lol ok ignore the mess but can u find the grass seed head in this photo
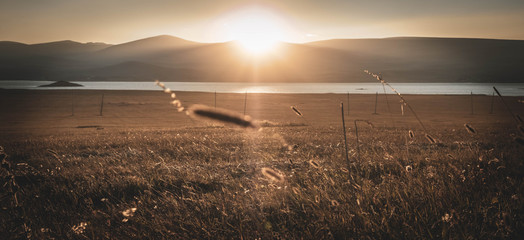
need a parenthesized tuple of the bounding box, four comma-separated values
(187, 104, 259, 130)
(261, 167, 284, 182)
(409, 130, 414, 139)
(154, 80, 165, 89)
(71, 222, 88, 235)
(171, 100, 182, 108)
(464, 123, 477, 134)
(122, 207, 137, 217)
(425, 134, 437, 144)
(309, 159, 320, 168)
(290, 106, 303, 116)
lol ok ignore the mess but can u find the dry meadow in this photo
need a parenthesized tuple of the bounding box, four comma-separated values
(1, 89, 523, 239)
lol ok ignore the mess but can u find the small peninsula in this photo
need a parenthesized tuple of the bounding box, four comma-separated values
(38, 81, 83, 87)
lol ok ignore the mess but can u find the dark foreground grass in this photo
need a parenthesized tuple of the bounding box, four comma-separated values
(1, 125, 523, 239)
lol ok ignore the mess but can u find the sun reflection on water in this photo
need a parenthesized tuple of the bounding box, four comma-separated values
(234, 86, 276, 93)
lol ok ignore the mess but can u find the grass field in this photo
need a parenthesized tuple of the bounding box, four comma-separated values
(1, 89, 523, 239)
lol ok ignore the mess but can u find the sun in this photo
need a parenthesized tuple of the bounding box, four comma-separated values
(236, 33, 278, 55)
(220, 7, 288, 55)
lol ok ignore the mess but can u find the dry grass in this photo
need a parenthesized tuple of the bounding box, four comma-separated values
(1, 124, 523, 239)
(1, 89, 523, 239)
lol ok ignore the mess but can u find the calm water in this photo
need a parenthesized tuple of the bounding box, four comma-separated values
(1, 81, 524, 96)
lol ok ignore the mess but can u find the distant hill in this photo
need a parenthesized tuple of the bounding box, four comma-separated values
(90, 35, 202, 66)
(305, 37, 524, 82)
(0, 40, 110, 57)
(1, 35, 523, 83)
(0, 40, 112, 80)
(83, 61, 200, 81)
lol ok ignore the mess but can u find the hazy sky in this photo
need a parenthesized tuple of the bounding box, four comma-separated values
(1, 0, 524, 44)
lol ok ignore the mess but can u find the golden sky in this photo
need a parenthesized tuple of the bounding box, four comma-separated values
(1, 0, 524, 44)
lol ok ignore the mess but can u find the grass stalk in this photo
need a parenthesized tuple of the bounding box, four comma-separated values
(353, 120, 374, 162)
(340, 102, 350, 166)
(243, 91, 247, 116)
(354, 120, 360, 162)
(493, 86, 519, 124)
(380, 75, 395, 127)
(364, 70, 427, 132)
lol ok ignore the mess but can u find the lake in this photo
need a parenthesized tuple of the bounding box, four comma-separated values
(1, 81, 524, 96)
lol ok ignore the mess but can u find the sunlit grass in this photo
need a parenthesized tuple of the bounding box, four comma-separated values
(1, 124, 522, 239)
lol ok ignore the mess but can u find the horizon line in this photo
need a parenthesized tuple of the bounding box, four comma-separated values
(2, 34, 524, 45)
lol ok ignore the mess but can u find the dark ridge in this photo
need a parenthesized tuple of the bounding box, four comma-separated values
(38, 81, 83, 87)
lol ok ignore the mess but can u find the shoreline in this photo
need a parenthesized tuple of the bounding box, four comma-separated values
(2, 81, 524, 96)
(0, 88, 509, 97)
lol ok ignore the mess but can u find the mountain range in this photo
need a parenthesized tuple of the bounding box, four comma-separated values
(1, 35, 523, 83)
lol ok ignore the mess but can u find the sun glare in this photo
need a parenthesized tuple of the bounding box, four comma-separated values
(237, 34, 278, 54)
(220, 7, 287, 55)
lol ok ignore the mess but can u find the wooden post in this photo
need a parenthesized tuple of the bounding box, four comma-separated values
(71, 91, 74, 116)
(470, 91, 474, 114)
(489, 91, 494, 114)
(347, 92, 350, 116)
(373, 92, 378, 114)
(243, 91, 247, 115)
(341, 103, 350, 166)
(214, 90, 217, 109)
(99, 93, 104, 116)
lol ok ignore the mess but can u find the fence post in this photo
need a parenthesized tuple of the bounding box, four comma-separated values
(99, 93, 104, 116)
